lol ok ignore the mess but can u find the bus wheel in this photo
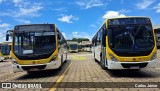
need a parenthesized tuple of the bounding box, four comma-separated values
(95, 59, 98, 62)
(57, 64, 62, 71)
(27, 71, 33, 74)
(100, 56, 106, 70)
(94, 53, 97, 62)
(64, 53, 67, 63)
(132, 69, 140, 71)
(57, 56, 63, 71)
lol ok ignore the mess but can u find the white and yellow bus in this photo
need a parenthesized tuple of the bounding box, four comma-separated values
(154, 28, 160, 48)
(0, 42, 12, 61)
(82, 41, 92, 52)
(68, 41, 78, 53)
(92, 16, 158, 70)
(6, 24, 68, 73)
(78, 43, 83, 52)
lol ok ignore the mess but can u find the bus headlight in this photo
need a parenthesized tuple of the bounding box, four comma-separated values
(12, 58, 18, 64)
(109, 54, 118, 62)
(50, 55, 57, 62)
(150, 52, 157, 61)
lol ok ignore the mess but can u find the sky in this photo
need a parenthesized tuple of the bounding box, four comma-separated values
(0, 0, 160, 42)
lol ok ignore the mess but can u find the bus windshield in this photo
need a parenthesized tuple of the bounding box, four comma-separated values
(1, 44, 10, 55)
(108, 18, 154, 56)
(14, 31, 56, 55)
(13, 25, 56, 59)
(70, 44, 77, 50)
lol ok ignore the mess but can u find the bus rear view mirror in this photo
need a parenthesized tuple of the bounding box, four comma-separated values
(58, 34, 61, 40)
(6, 34, 9, 41)
(6, 30, 13, 41)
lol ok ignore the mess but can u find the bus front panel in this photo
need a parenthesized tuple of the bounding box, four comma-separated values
(106, 17, 158, 69)
(11, 24, 62, 72)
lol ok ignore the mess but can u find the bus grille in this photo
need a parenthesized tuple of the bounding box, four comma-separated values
(21, 65, 46, 71)
(121, 63, 148, 68)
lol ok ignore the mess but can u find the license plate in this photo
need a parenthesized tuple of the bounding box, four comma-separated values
(30, 68, 39, 71)
(130, 66, 139, 69)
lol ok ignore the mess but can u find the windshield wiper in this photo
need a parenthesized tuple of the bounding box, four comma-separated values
(134, 23, 142, 36)
(128, 27, 140, 51)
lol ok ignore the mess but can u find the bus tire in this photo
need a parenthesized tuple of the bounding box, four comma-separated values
(94, 53, 97, 62)
(27, 71, 33, 74)
(64, 53, 67, 63)
(66, 53, 67, 59)
(100, 55, 106, 70)
(94, 55, 98, 62)
(95, 59, 98, 62)
(132, 69, 140, 71)
(57, 56, 63, 71)
(57, 64, 62, 71)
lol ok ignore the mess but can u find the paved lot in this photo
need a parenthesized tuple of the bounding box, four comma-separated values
(0, 50, 159, 91)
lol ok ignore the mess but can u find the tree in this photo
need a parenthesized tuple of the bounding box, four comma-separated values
(67, 38, 90, 43)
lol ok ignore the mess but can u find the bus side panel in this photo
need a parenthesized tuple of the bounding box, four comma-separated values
(95, 45, 101, 62)
(156, 34, 160, 48)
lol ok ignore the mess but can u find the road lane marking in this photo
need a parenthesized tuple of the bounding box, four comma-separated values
(69, 54, 92, 56)
(50, 62, 72, 91)
(72, 56, 86, 61)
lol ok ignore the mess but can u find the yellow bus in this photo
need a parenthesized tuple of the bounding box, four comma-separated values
(154, 28, 160, 48)
(82, 41, 92, 52)
(6, 24, 68, 73)
(0, 42, 12, 61)
(68, 41, 78, 53)
(78, 43, 83, 52)
(92, 16, 158, 70)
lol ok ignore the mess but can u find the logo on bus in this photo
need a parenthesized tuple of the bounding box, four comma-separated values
(32, 61, 35, 64)
(133, 58, 136, 62)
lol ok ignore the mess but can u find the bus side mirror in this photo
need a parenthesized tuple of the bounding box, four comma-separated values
(6, 34, 9, 41)
(6, 30, 13, 41)
(58, 34, 61, 40)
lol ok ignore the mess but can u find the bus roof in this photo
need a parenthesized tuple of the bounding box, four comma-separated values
(105, 16, 149, 20)
(15, 24, 55, 27)
(103, 16, 150, 25)
(14, 24, 56, 32)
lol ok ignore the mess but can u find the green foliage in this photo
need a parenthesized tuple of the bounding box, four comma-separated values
(67, 38, 89, 43)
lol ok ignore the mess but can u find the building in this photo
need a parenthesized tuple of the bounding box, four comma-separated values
(82, 41, 92, 52)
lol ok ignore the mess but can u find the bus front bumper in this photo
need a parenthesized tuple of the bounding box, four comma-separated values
(0, 56, 9, 61)
(107, 59, 158, 69)
(13, 60, 61, 72)
(70, 50, 78, 52)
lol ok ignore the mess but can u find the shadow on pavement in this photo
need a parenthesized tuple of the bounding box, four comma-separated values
(16, 60, 71, 80)
(0, 61, 8, 63)
(105, 69, 159, 78)
(94, 58, 160, 78)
